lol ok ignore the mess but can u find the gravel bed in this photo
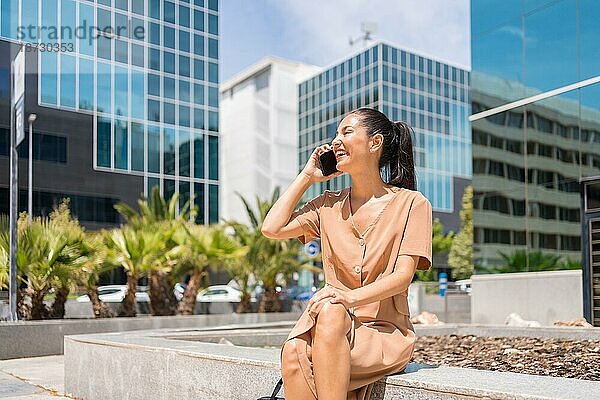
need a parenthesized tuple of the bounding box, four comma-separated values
(411, 335, 600, 381)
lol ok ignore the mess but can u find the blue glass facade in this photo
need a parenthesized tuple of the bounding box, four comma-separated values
(298, 43, 470, 212)
(0, 0, 220, 223)
(471, 1, 600, 266)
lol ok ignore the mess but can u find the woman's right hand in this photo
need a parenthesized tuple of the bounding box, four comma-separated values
(301, 144, 343, 183)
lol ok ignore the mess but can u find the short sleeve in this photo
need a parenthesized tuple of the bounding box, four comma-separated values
(398, 194, 433, 270)
(289, 191, 328, 245)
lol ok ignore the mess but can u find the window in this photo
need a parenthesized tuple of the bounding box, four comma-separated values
(488, 160, 504, 177)
(163, 127, 175, 175)
(490, 135, 503, 149)
(179, 56, 190, 77)
(164, 26, 175, 49)
(164, 77, 175, 99)
(131, 44, 144, 67)
(208, 38, 218, 59)
(179, 31, 190, 52)
(148, 99, 160, 122)
(148, 125, 160, 173)
(149, 48, 160, 71)
(164, 1, 175, 23)
(78, 58, 93, 110)
(208, 62, 218, 83)
(179, 5, 190, 27)
(131, 72, 144, 119)
(163, 102, 175, 125)
(97, 117, 111, 167)
(179, 81, 190, 102)
(179, 105, 190, 127)
(194, 59, 205, 80)
(96, 62, 111, 114)
(41, 52, 58, 105)
(114, 66, 128, 117)
(194, 133, 205, 178)
(507, 165, 525, 182)
(179, 129, 191, 177)
(114, 119, 128, 170)
(506, 139, 522, 154)
(208, 135, 219, 180)
(194, 84, 204, 105)
(148, 74, 160, 96)
(115, 40, 128, 64)
(208, 87, 218, 107)
(194, 34, 204, 56)
(194, 10, 204, 31)
(507, 111, 523, 128)
(131, 122, 144, 171)
(208, 13, 218, 35)
(164, 52, 175, 74)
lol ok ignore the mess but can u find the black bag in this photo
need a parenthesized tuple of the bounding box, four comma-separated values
(257, 377, 284, 400)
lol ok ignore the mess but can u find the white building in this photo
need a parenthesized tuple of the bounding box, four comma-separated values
(220, 57, 320, 225)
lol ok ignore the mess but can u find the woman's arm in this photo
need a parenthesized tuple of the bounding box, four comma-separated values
(261, 171, 314, 239)
(261, 144, 343, 240)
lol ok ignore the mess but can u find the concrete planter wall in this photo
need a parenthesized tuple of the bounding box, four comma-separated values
(471, 270, 583, 325)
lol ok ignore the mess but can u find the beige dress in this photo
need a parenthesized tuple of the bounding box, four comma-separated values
(280, 186, 433, 400)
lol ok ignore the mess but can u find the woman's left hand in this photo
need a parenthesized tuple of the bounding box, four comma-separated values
(307, 287, 354, 317)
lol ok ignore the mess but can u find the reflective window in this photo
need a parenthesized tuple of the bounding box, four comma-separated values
(194, 10, 204, 31)
(114, 67, 128, 117)
(179, 31, 190, 52)
(97, 117, 111, 168)
(78, 2, 94, 56)
(179, 129, 191, 177)
(132, 0, 144, 15)
(208, 14, 218, 35)
(194, 133, 205, 178)
(194, 84, 204, 105)
(208, 0, 218, 11)
(61, 0, 76, 46)
(148, 74, 160, 96)
(114, 119, 128, 170)
(179, 55, 191, 77)
(194, 183, 205, 224)
(194, 59, 205, 80)
(96, 62, 111, 114)
(164, 26, 175, 49)
(41, 52, 58, 105)
(115, 39, 128, 63)
(150, 22, 160, 45)
(131, 44, 144, 67)
(97, 35, 111, 60)
(164, 1, 175, 24)
(131, 122, 144, 172)
(179, 81, 191, 102)
(164, 52, 175, 74)
(148, 99, 160, 122)
(208, 135, 218, 180)
(149, 0, 160, 20)
(149, 48, 160, 70)
(208, 184, 218, 223)
(163, 127, 176, 175)
(208, 87, 218, 107)
(208, 62, 218, 83)
(208, 111, 218, 132)
(194, 108, 205, 129)
(179, 105, 190, 127)
(164, 102, 175, 125)
(208, 38, 218, 59)
(179, 5, 190, 28)
(78, 58, 94, 110)
(194, 34, 204, 56)
(147, 125, 160, 173)
(60, 54, 76, 108)
(164, 77, 176, 99)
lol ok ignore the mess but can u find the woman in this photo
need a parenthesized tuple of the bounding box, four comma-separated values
(261, 107, 433, 400)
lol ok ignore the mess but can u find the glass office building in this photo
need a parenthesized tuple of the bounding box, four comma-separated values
(298, 42, 471, 214)
(471, 1, 600, 267)
(0, 0, 220, 224)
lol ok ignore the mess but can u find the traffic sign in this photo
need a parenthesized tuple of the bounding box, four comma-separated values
(303, 240, 320, 258)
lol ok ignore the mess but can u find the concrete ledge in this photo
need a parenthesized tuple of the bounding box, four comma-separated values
(0, 312, 301, 360)
(64, 326, 600, 400)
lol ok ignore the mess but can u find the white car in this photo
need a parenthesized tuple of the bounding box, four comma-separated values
(196, 285, 242, 302)
(76, 285, 150, 303)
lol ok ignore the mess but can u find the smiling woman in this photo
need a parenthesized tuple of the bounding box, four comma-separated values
(261, 107, 432, 400)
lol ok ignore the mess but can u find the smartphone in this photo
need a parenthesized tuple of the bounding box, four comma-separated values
(318, 149, 339, 176)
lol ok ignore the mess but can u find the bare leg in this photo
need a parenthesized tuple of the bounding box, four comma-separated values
(312, 302, 352, 400)
(281, 333, 317, 400)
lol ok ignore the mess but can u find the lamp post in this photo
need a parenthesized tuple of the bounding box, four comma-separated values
(28, 113, 37, 221)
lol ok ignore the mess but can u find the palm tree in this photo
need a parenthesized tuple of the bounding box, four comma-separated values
(114, 186, 195, 316)
(173, 223, 247, 315)
(104, 224, 175, 317)
(235, 187, 319, 313)
(72, 232, 117, 318)
(478, 249, 576, 274)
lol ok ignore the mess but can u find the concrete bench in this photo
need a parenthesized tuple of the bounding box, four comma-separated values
(64, 324, 600, 400)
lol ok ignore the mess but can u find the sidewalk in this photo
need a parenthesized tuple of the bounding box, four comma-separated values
(0, 356, 72, 399)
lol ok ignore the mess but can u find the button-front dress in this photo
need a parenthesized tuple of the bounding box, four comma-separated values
(280, 186, 433, 400)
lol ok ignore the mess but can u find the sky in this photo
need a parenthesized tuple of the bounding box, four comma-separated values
(220, 0, 471, 82)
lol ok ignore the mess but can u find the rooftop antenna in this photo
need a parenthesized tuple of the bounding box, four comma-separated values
(349, 22, 378, 49)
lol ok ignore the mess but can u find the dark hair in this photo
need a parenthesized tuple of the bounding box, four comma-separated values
(349, 107, 416, 190)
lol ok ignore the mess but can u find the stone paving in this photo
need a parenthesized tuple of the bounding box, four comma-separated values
(0, 356, 72, 399)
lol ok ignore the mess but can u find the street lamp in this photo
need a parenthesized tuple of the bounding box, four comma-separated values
(27, 113, 37, 221)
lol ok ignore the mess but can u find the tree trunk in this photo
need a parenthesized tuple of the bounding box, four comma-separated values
(87, 286, 114, 318)
(17, 288, 31, 320)
(49, 285, 70, 319)
(258, 286, 281, 313)
(148, 270, 178, 316)
(29, 288, 49, 320)
(119, 275, 137, 317)
(236, 292, 253, 313)
(178, 270, 204, 315)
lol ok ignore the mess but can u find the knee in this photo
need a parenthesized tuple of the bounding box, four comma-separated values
(315, 302, 351, 337)
(281, 340, 301, 377)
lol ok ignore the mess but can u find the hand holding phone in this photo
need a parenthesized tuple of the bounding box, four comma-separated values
(318, 149, 339, 176)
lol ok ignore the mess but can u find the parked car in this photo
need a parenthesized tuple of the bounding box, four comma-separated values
(76, 285, 150, 303)
(196, 285, 242, 302)
(454, 279, 472, 294)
